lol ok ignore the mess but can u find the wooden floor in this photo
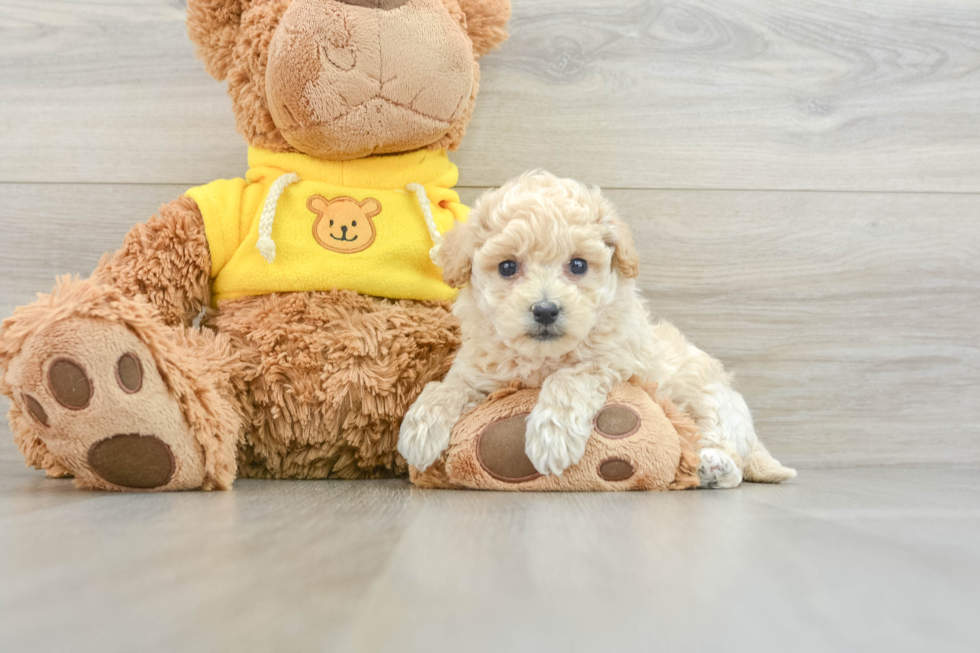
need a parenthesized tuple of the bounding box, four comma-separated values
(0, 460, 977, 652)
(1, 0, 978, 650)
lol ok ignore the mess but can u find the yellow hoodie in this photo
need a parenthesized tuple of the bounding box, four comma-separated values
(185, 147, 467, 303)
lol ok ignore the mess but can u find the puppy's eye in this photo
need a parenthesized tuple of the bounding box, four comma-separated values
(351, 220, 357, 227)
(330, 220, 334, 226)
(498, 260, 519, 278)
(569, 258, 588, 275)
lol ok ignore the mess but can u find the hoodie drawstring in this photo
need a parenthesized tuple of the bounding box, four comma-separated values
(256, 172, 300, 264)
(406, 182, 444, 266)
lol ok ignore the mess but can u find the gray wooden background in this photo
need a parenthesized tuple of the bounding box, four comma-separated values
(1, 0, 978, 467)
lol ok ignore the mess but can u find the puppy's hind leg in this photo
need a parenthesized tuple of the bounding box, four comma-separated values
(743, 445, 797, 483)
(699, 382, 796, 486)
(698, 448, 743, 489)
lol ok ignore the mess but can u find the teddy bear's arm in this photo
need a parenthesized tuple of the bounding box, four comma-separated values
(91, 195, 212, 328)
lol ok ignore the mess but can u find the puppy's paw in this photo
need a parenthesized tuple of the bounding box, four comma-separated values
(397, 402, 455, 472)
(698, 448, 743, 489)
(524, 404, 591, 476)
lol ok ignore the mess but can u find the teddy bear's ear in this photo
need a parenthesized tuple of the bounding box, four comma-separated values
(186, 0, 250, 81)
(439, 222, 474, 288)
(457, 0, 512, 57)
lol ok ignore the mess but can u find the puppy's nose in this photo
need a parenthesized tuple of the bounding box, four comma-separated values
(341, 225, 348, 234)
(336, 0, 411, 10)
(531, 301, 561, 326)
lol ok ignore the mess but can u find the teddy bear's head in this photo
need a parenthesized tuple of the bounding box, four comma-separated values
(187, 0, 510, 160)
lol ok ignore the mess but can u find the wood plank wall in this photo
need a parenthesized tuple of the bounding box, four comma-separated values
(1, 0, 978, 466)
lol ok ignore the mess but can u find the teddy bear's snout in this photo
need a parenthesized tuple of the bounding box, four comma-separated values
(266, 0, 475, 159)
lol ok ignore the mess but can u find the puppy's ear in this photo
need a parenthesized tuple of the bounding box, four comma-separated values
(439, 222, 474, 288)
(603, 216, 641, 279)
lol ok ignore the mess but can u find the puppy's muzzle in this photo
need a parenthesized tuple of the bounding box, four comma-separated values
(531, 301, 561, 326)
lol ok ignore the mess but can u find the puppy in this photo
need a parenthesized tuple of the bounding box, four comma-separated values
(398, 171, 795, 488)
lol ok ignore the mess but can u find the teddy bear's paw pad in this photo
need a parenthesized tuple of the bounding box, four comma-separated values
(5, 317, 207, 491)
(477, 413, 542, 483)
(88, 434, 175, 489)
(48, 358, 93, 409)
(597, 457, 636, 482)
(594, 405, 641, 439)
(115, 353, 143, 393)
(23, 394, 50, 426)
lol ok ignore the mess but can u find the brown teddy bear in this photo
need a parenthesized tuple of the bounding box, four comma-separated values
(0, 0, 511, 491)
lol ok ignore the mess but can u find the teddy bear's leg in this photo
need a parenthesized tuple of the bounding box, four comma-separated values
(208, 291, 460, 480)
(426, 383, 704, 491)
(0, 280, 242, 490)
(0, 197, 241, 490)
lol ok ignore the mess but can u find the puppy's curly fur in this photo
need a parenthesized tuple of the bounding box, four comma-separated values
(399, 171, 796, 488)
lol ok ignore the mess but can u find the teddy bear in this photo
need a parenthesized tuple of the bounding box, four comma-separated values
(0, 0, 511, 491)
(411, 381, 702, 491)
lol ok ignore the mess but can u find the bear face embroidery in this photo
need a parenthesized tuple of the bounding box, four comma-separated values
(308, 196, 381, 254)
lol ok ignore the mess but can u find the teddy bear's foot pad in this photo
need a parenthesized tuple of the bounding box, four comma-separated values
(88, 434, 176, 489)
(477, 407, 644, 486)
(477, 408, 642, 484)
(412, 383, 701, 492)
(477, 413, 541, 482)
(7, 317, 207, 491)
(597, 457, 635, 481)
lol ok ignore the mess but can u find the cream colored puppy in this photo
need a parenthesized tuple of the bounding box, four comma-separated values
(398, 171, 795, 488)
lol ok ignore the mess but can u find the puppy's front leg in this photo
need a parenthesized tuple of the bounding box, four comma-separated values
(398, 371, 486, 472)
(525, 366, 615, 476)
